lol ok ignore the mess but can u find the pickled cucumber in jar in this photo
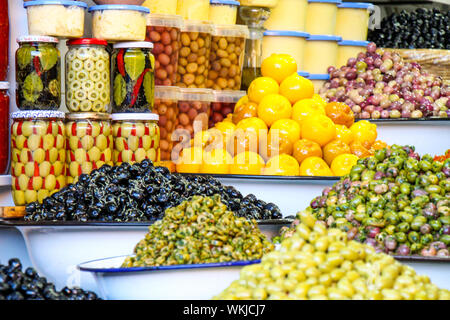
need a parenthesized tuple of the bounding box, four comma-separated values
(66, 39, 110, 113)
(112, 42, 155, 113)
(16, 36, 61, 110)
(10, 111, 66, 206)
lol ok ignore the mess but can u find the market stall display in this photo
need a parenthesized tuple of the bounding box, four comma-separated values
(15, 36, 61, 111)
(319, 43, 449, 119)
(23, 0, 87, 38)
(11, 111, 66, 206)
(0, 258, 100, 300)
(146, 14, 183, 87)
(23, 160, 283, 222)
(65, 38, 110, 113)
(216, 210, 450, 300)
(111, 42, 155, 113)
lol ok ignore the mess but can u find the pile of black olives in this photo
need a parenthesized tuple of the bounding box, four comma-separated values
(24, 160, 282, 222)
(0, 258, 100, 300)
(368, 8, 450, 49)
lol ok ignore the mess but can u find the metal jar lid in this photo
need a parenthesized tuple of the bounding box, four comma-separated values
(11, 110, 66, 120)
(66, 112, 112, 121)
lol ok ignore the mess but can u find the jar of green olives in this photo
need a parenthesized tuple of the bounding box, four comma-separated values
(111, 113, 160, 165)
(65, 113, 113, 184)
(66, 38, 110, 113)
(16, 36, 61, 110)
(111, 42, 155, 113)
(11, 111, 66, 206)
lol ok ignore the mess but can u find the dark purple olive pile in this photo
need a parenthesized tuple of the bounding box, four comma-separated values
(320, 42, 449, 119)
(368, 8, 450, 49)
(24, 160, 282, 222)
(0, 258, 100, 300)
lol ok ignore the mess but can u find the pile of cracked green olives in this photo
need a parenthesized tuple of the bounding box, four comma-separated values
(302, 145, 450, 257)
(215, 211, 450, 300)
(122, 194, 274, 267)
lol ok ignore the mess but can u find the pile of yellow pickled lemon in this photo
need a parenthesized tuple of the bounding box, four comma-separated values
(176, 54, 387, 177)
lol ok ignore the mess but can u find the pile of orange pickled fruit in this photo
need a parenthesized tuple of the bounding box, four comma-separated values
(173, 54, 388, 177)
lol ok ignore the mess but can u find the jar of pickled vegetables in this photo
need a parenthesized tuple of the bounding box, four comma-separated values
(154, 86, 179, 161)
(146, 14, 183, 86)
(11, 110, 66, 206)
(112, 42, 155, 113)
(65, 113, 113, 184)
(176, 21, 214, 88)
(16, 36, 61, 110)
(207, 24, 249, 90)
(0, 82, 9, 175)
(177, 0, 210, 21)
(112, 113, 160, 165)
(66, 38, 110, 113)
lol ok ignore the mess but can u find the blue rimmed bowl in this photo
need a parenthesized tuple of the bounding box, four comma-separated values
(78, 255, 260, 300)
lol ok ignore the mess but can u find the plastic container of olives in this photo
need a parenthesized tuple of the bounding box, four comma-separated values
(111, 113, 160, 166)
(111, 41, 155, 113)
(16, 36, 61, 110)
(176, 21, 213, 89)
(154, 86, 180, 161)
(210, 90, 246, 127)
(65, 113, 113, 184)
(207, 24, 249, 90)
(66, 38, 110, 113)
(146, 14, 183, 87)
(10, 110, 66, 206)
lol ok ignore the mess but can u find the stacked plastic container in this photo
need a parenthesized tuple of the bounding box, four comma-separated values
(262, 0, 373, 93)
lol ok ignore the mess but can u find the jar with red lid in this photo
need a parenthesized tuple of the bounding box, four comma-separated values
(0, 0, 9, 81)
(66, 38, 110, 113)
(10, 110, 66, 206)
(16, 35, 61, 110)
(0, 82, 9, 174)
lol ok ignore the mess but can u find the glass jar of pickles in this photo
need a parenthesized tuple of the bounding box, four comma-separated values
(112, 113, 160, 165)
(16, 36, 60, 110)
(65, 113, 113, 184)
(10, 111, 66, 206)
(154, 86, 179, 161)
(112, 42, 155, 113)
(66, 38, 110, 113)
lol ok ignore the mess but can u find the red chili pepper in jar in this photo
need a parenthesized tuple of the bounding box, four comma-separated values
(117, 49, 126, 77)
(130, 68, 150, 107)
(33, 56, 42, 77)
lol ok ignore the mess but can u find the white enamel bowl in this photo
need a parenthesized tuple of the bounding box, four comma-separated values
(78, 255, 259, 300)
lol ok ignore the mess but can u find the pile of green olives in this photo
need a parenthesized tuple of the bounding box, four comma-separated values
(122, 194, 274, 267)
(215, 211, 450, 300)
(306, 145, 449, 257)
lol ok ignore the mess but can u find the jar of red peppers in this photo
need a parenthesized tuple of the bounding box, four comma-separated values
(0, 82, 9, 175)
(65, 113, 113, 184)
(111, 41, 155, 113)
(10, 110, 66, 206)
(16, 36, 61, 110)
(210, 90, 246, 127)
(146, 14, 183, 86)
(153, 86, 179, 161)
(0, 0, 9, 81)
